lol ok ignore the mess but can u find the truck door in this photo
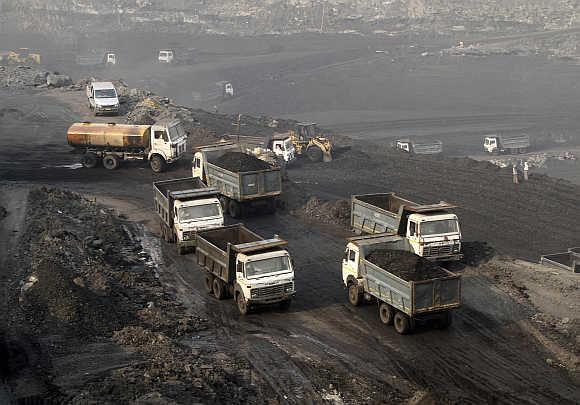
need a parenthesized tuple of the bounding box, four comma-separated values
(152, 128, 170, 157)
(407, 221, 422, 256)
(192, 153, 204, 179)
(342, 246, 359, 285)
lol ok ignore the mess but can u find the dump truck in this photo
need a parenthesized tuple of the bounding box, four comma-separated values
(342, 233, 461, 334)
(67, 119, 187, 172)
(196, 224, 295, 314)
(395, 139, 443, 155)
(192, 143, 282, 218)
(75, 51, 117, 66)
(226, 134, 296, 164)
(483, 134, 530, 154)
(153, 178, 224, 254)
(351, 193, 462, 261)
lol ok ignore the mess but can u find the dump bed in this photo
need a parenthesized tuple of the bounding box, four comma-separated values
(355, 235, 461, 316)
(498, 134, 530, 149)
(351, 193, 456, 235)
(412, 140, 443, 154)
(67, 122, 150, 149)
(199, 144, 281, 201)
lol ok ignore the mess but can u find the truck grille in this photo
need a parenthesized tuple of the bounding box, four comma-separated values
(251, 282, 292, 298)
(424, 244, 459, 257)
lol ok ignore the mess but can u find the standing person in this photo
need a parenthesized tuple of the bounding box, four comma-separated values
(523, 161, 529, 181)
(512, 165, 519, 184)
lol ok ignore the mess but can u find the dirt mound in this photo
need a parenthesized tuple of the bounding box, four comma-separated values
(4, 186, 270, 403)
(366, 249, 448, 281)
(212, 151, 271, 172)
(294, 196, 350, 226)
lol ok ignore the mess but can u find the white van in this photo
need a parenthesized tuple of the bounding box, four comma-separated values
(86, 81, 120, 116)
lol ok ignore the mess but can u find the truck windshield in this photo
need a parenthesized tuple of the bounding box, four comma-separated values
(168, 124, 186, 141)
(246, 256, 291, 279)
(284, 138, 293, 151)
(94, 89, 116, 98)
(179, 204, 221, 221)
(421, 220, 459, 235)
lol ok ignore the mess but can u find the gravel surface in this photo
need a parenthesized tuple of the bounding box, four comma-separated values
(366, 249, 448, 281)
(212, 151, 271, 172)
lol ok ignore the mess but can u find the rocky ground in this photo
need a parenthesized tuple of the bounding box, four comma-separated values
(0, 187, 273, 403)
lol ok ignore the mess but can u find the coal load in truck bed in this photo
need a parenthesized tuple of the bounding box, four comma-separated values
(366, 249, 449, 282)
(213, 152, 271, 172)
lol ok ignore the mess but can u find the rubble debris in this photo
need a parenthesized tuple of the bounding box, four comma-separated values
(294, 196, 350, 226)
(6, 186, 267, 403)
(212, 151, 271, 172)
(0, 65, 47, 88)
(46, 73, 72, 88)
(366, 249, 448, 281)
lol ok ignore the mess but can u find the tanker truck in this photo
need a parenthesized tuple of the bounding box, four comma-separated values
(67, 119, 187, 172)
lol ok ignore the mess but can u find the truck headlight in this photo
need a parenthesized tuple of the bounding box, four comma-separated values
(251, 289, 258, 298)
(284, 283, 294, 293)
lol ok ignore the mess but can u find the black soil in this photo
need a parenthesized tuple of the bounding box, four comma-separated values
(366, 249, 449, 282)
(213, 152, 271, 172)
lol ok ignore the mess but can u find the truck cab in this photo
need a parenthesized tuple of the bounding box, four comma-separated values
(158, 49, 174, 63)
(173, 198, 224, 244)
(150, 119, 188, 171)
(342, 241, 361, 287)
(406, 213, 462, 260)
(483, 136, 499, 154)
(269, 135, 296, 163)
(396, 140, 411, 152)
(86, 81, 120, 115)
(224, 82, 234, 97)
(235, 249, 295, 308)
(105, 52, 117, 65)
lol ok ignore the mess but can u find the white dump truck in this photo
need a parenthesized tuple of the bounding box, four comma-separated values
(192, 143, 282, 218)
(351, 193, 463, 261)
(67, 119, 187, 172)
(196, 224, 296, 314)
(342, 233, 462, 334)
(86, 81, 120, 116)
(228, 134, 296, 164)
(153, 178, 224, 254)
(483, 134, 530, 154)
(395, 139, 443, 155)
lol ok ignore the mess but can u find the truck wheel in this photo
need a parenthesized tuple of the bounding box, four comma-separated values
(203, 274, 214, 294)
(213, 278, 225, 300)
(279, 299, 292, 311)
(435, 312, 453, 329)
(237, 292, 249, 315)
(394, 311, 412, 335)
(228, 200, 242, 218)
(82, 152, 98, 168)
(519, 147, 527, 154)
(348, 284, 363, 307)
(306, 146, 323, 162)
(102, 155, 119, 170)
(150, 155, 166, 173)
(379, 303, 394, 325)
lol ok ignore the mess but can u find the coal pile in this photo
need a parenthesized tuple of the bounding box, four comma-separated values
(213, 151, 271, 172)
(296, 196, 351, 226)
(366, 249, 448, 281)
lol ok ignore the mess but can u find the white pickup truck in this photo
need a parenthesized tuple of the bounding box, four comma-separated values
(86, 81, 120, 116)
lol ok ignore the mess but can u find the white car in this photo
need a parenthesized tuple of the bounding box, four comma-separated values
(86, 81, 120, 116)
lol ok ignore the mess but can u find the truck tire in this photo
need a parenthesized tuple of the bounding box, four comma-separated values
(102, 154, 119, 170)
(307, 146, 323, 162)
(82, 152, 98, 168)
(228, 200, 242, 218)
(237, 292, 249, 315)
(348, 284, 363, 307)
(435, 312, 453, 329)
(279, 299, 292, 311)
(150, 155, 166, 173)
(203, 274, 214, 294)
(213, 278, 226, 300)
(379, 303, 394, 325)
(394, 311, 412, 335)
(519, 147, 527, 154)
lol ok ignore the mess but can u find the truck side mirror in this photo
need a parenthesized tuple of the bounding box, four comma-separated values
(236, 262, 244, 273)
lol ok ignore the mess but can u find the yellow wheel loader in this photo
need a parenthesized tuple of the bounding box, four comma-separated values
(289, 123, 333, 162)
